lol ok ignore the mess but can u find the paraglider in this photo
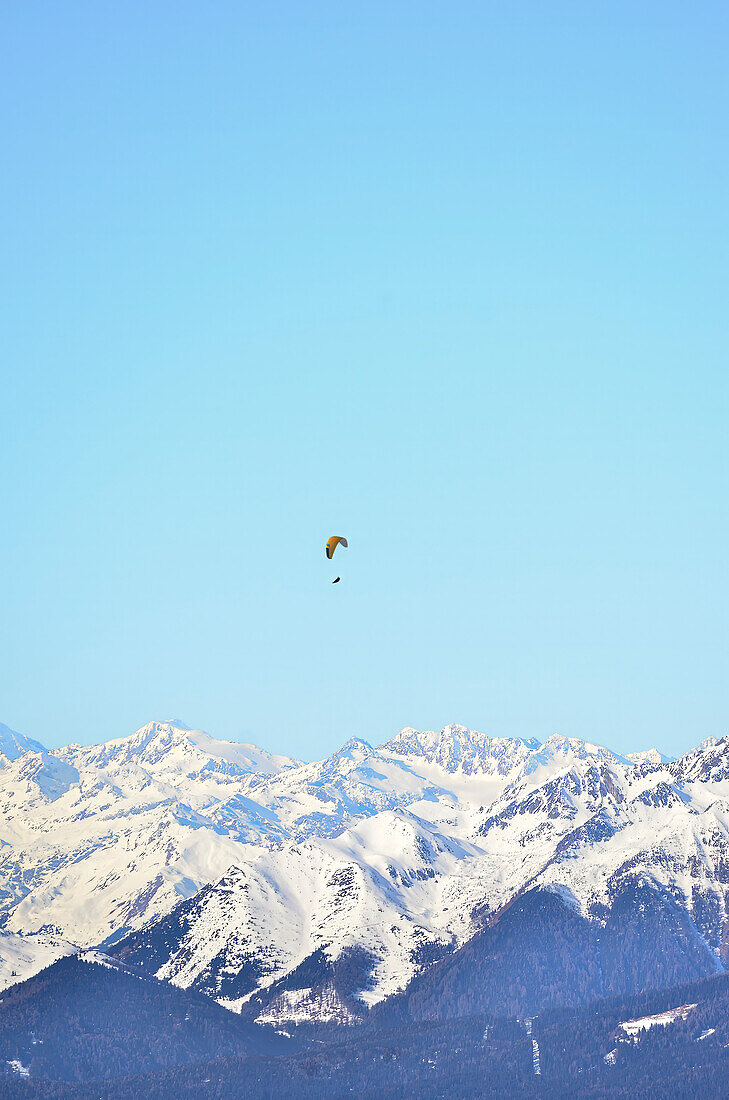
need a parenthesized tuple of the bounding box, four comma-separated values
(326, 536, 348, 585)
(325, 536, 348, 559)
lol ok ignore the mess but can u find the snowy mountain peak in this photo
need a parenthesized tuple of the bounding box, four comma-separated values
(54, 721, 301, 779)
(109, 720, 189, 754)
(380, 724, 540, 777)
(382, 723, 475, 756)
(337, 737, 374, 760)
(670, 733, 729, 784)
(14, 752, 79, 801)
(183, 729, 301, 775)
(529, 734, 631, 771)
(135, 720, 191, 742)
(0, 722, 45, 762)
(521, 736, 542, 750)
(626, 748, 674, 767)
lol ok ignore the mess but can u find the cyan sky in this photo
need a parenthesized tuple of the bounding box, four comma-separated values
(1, 2, 727, 759)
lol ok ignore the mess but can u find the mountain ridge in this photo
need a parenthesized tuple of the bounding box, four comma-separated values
(0, 716, 677, 771)
(1, 717, 729, 1026)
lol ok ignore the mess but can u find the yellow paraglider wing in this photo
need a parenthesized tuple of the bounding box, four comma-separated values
(325, 536, 348, 559)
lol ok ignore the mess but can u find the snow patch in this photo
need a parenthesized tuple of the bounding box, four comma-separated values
(255, 986, 358, 1026)
(619, 1003, 697, 1036)
(6, 1059, 30, 1077)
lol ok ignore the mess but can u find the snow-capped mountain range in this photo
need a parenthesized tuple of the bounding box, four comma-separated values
(2, 717, 729, 1024)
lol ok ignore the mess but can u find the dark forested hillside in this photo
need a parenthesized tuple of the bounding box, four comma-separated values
(374, 884, 721, 1024)
(0, 953, 289, 1085)
(5, 965, 729, 1097)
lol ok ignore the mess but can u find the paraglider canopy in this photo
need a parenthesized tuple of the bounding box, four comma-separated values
(325, 536, 348, 559)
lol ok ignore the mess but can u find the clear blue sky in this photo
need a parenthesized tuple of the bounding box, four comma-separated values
(1, 2, 727, 760)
